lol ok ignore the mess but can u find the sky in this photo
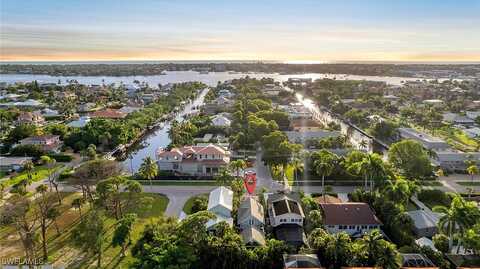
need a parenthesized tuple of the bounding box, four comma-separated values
(1, 0, 480, 62)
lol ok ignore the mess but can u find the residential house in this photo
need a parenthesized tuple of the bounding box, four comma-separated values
(119, 106, 142, 114)
(283, 254, 323, 269)
(0, 99, 43, 108)
(67, 116, 91, 128)
(238, 196, 266, 246)
(19, 135, 62, 152)
(383, 94, 400, 104)
(156, 144, 230, 177)
(41, 108, 60, 117)
(203, 96, 234, 114)
(218, 89, 233, 98)
(406, 210, 438, 237)
(17, 111, 45, 126)
(398, 128, 450, 151)
(90, 108, 127, 119)
(422, 99, 444, 107)
(280, 103, 313, 120)
(401, 253, 438, 269)
(78, 102, 96, 113)
(320, 203, 382, 237)
(432, 152, 480, 172)
(466, 111, 480, 121)
(263, 84, 283, 96)
(206, 186, 234, 229)
(464, 127, 480, 138)
(290, 119, 323, 132)
(267, 193, 306, 247)
(442, 113, 475, 127)
(211, 114, 231, 127)
(0, 157, 33, 172)
(285, 130, 341, 144)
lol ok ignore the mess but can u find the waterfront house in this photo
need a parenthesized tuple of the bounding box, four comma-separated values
(19, 135, 62, 152)
(17, 111, 45, 126)
(90, 108, 127, 119)
(206, 186, 234, 229)
(0, 157, 33, 172)
(319, 202, 382, 237)
(156, 144, 230, 177)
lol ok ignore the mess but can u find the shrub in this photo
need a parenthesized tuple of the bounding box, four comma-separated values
(432, 234, 449, 253)
(417, 189, 451, 208)
(10, 144, 46, 159)
(190, 196, 208, 214)
(48, 154, 73, 162)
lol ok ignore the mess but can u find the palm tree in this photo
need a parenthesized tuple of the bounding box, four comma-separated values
(358, 229, 383, 266)
(291, 144, 305, 183)
(466, 164, 479, 184)
(325, 232, 351, 268)
(215, 168, 234, 186)
(433, 195, 467, 251)
(72, 197, 85, 218)
(228, 159, 246, 178)
(22, 160, 35, 192)
(313, 150, 336, 201)
(138, 157, 158, 192)
(383, 178, 415, 208)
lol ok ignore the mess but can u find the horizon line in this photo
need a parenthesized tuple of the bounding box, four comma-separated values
(1, 59, 480, 65)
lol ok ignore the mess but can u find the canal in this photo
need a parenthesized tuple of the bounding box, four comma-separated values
(120, 88, 210, 173)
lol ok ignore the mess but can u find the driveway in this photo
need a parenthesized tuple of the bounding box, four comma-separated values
(144, 185, 215, 217)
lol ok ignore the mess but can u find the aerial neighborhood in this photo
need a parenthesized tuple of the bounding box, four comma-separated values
(0, 67, 479, 269)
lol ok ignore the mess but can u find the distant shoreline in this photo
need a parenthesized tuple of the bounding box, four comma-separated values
(1, 60, 480, 65)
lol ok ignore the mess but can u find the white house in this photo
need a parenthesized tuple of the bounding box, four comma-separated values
(398, 128, 450, 151)
(211, 114, 231, 127)
(238, 196, 265, 230)
(466, 111, 480, 121)
(432, 151, 480, 172)
(320, 202, 382, 237)
(41, 108, 60, 117)
(267, 193, 304, 227)
(67, 116, 91, 128)
(464, 127, 480, 138)
(156, 144, 230, 177)
(206, 186, 234, 229)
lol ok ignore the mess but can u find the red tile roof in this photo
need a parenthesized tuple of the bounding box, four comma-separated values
(320, 203, 381, 226)
(90, 109, 127, 119)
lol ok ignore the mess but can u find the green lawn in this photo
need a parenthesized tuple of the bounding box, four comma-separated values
(2, 165, 63, 187)
(284, 165, 295, 186)
(457, 181, 480, 186)
(0, 192, 169, 269)
(183, 193, 208, 215)
(136, 180, 220, 186)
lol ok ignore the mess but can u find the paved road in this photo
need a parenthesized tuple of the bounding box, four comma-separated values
(254, 147, 284, 192)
